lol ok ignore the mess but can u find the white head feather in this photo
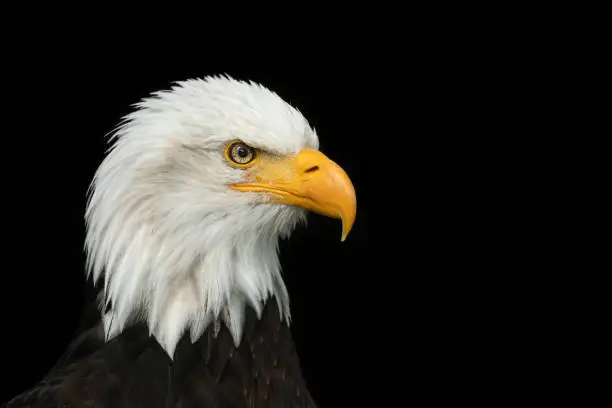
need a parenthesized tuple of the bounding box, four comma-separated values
(84, 76, 319, 357)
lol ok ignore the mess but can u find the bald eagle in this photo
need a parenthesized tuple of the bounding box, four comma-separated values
(4, 76, 356, 407)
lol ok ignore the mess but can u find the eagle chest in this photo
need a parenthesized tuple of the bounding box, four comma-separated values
(172, 305, 314, 407)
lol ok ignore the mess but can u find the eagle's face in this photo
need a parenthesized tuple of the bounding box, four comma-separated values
(85, 76, 356, 357)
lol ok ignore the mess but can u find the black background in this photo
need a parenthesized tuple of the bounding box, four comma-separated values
(1, 9, 556, 406)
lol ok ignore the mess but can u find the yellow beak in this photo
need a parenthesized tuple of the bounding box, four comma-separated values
(230, 148, 357, 241)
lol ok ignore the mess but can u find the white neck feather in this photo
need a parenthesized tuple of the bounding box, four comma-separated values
(95, 217, 295, 357)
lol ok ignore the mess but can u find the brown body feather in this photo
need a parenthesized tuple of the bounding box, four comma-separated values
(4, 298, 317, 408)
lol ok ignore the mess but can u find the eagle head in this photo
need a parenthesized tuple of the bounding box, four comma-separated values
(84, 76, 356, 357)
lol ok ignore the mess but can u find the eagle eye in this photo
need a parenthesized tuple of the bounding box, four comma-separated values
(225, 141, 257, 167)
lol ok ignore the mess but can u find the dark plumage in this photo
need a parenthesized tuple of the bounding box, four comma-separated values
(4, 291, 316, 407)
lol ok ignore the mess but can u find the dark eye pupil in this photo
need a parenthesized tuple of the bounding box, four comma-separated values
(237, 147, 249, 158)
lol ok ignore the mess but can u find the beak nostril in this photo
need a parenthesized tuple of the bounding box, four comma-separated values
(304, 165, 319, 174)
